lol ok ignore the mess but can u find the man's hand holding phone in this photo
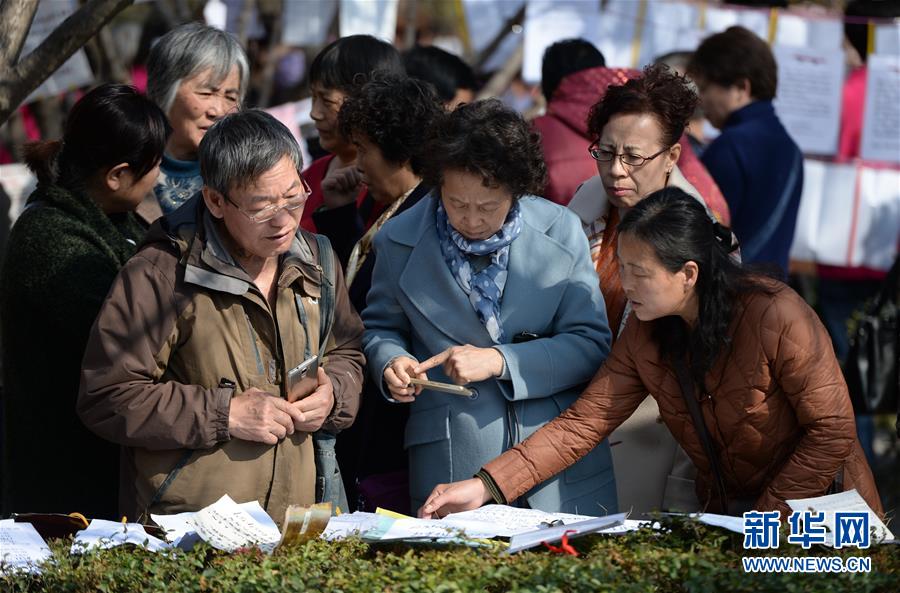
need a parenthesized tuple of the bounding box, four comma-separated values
(291, 367, 334, 432)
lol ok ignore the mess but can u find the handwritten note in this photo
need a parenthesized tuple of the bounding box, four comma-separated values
(71, 520, 171, 554)
(321, 512, 394, 541)
(787, 489, 894, 546)
(442, 505, 596, 538)
(773, 46, 845, 156)
(861, 54, 900, 164)
(523, 0, 603, 81)
(152, 500, 279, 551)
(0, 520, 52, 573)
(339, 0, 398, 41)
(190, 495, 281, 553)
(380, 517, 498, 541)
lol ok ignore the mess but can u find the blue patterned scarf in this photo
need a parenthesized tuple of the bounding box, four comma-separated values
(435, 200, 522, 343)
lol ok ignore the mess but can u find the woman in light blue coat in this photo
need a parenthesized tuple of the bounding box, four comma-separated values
(362, 100, 617, 515)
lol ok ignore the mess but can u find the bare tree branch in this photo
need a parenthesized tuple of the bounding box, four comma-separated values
(0, 0, 40, 67)
(0, 0, 134, 125)
(473, 4, 525, 74)
(476, 42, 523, 100)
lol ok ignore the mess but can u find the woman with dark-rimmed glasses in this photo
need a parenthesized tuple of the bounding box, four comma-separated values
(565, 63, 725, 518)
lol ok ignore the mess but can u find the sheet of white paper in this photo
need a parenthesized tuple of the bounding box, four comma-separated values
(442, 505, 597, 538)
(152, 500, 278, 550)
(691, 513, 745, 534)
(21, 0, 94, 103)
(597, 0, 640, 69)
(772, 46, 845, 156)
(875, 22, 900, 56)
(860, 54, 900, 164)
(379, 517, 498, 541)
(71, 519, 171, 554)
(775, 13, 843, 51)
(787, 489, 895, 546)
(339, 0, 398, 41)
(150, 510, 198, 548)
(191, 495, 281, 553)
(703, 6, 769, 40)
(507, 513, 627, 553)
(282, 0, 337, 46)
(523, 0, 603, 82)
(637, 1, 702, 69)
(597, 519, 649, 534)
(792, 159, 857, 266)
(321, 512, 394, 541)
(0, 520, 52, 573)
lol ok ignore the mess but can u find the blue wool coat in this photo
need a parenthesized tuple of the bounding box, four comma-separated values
(362, 194, 617, 514)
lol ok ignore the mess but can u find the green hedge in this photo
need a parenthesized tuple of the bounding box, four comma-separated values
(2, 518, 897, 592)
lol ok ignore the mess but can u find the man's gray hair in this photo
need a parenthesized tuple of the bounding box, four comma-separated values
(199, 109, 304, 194)
(147, 23, 250, 114)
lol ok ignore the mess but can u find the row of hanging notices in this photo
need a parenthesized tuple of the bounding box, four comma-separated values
(511, 0, 900, 161)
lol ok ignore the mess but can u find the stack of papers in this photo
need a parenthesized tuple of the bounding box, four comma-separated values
(0, 519, 52, 573)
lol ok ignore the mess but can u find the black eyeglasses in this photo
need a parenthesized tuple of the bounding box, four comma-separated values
(222, 175, 312, 224)
(588, 144, 671, 167)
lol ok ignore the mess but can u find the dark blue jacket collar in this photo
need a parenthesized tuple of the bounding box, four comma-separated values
(723, 100, 775, 128)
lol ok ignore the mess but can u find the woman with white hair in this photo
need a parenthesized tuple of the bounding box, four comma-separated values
(143, 23, 249, 221)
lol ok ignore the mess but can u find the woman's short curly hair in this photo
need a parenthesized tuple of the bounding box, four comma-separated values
(586, 64, 698, 148)
(337, 73, 444, 174)
(421, 99, 547, 198)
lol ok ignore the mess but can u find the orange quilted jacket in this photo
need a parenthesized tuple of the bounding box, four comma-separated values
(485, 280, 882, 517)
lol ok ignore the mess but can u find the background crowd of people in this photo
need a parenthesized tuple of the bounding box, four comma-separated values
(0, 0, 897, 525)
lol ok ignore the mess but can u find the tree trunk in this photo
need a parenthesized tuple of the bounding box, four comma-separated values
(0, 0, 40, 67)
(0, 0, 134, 126)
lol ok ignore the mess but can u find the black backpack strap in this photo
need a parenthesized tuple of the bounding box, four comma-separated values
(313, 233, 336, 358)
(671, 355, 729, 511)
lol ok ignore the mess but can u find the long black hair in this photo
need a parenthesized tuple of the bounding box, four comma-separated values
(617, 187, 768, 384)
(24, 84, 170, 188)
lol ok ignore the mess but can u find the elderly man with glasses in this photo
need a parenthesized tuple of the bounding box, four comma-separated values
(77, 110, 365, 525)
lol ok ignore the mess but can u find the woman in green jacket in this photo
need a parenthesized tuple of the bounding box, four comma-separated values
(1, 84, 170, 518)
